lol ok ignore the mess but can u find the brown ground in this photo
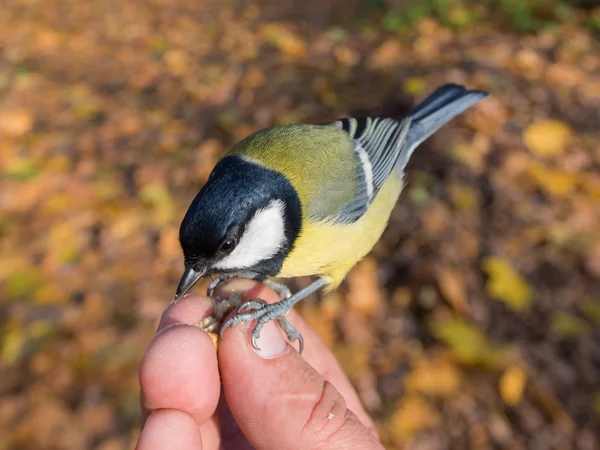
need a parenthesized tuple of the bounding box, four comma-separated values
(1, 0, 599, 449)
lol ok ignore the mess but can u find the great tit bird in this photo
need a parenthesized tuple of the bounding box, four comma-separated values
(175, 83, 488, 353)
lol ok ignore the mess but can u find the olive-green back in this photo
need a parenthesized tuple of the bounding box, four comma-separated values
(227, 124, 358, 222)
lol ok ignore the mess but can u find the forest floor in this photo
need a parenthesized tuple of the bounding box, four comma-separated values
(1, 0, 600, 448)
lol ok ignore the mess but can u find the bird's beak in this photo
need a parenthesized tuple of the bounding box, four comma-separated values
(174, 266, 205, 300)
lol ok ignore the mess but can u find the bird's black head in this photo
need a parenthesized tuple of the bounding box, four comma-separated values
(178, 156, 302, 292)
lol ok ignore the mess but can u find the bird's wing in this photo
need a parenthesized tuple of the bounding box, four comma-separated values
(318, 117, 411, 224)
(311, 84, 488, 224)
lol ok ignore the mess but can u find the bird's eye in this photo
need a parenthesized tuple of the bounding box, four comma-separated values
(219, 237, 237, 254)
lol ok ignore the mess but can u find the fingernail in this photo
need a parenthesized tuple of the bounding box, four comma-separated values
(252, 320, 288, 359)
(155, 322, 185, 338)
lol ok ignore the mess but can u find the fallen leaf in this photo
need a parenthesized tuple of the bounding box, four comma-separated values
(368, 39, 403, 69)
(0, 110, 33, 137)
(523, 119, 572, 156)
(4, 157, 38, 180)
(389, 395, 440, 441)
(434, 318, 486, 365)
(449, 183, 478, 212)
(512, 49, 545, 79)
(483, 257, 533, 311)
(4, 268, 44, 301)
(546, 63, 584, 88)
(550, 312, 590, 339)
(527, 164, 578, 197)
(403, 77, 427, 96)
(259, 23, 307, 57)
(1, 322, 25, 366)
(164, 49, 190, 76)
(581, 298, 600, 324)
(437, 266, 470, 314)
(140, 184, 172, 205)
(405, 354, 461, 396)
(499, 365, 527, 406)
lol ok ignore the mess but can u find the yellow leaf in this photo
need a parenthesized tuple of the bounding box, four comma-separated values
(259, 24, 307, 57)
(527, 164, 578, 197)
(450, 142, 486, 173)
(405, 354, 461, 396)
(1, 323, 24, 366)
(164, 49, 190, 76)
(483, 257, 533, 311)
(499, 365, 527, 406)
(389, 395, 440, 441)
(69, 85, 101, 120)
(34, 282, 69, 305)
(3, 157, 38, 180)
(402, 77, 427, 96)
(140, 184, 172, 205)
(581, 173, 600, 200)
(449, 183, 478, 211)
(48, 221, 83, 265)
(523, 119, 572, 156)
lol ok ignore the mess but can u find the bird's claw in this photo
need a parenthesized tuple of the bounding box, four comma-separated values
(238, 299, 267, 313)
(219, 299, 305, 354)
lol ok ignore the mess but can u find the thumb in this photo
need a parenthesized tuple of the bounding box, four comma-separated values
(218, 305, 383, 449)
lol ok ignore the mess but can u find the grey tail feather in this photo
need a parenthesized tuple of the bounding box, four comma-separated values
(396, 83, 488, 172)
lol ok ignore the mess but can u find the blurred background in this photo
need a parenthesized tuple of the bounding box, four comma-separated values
(1, 0, 600, 448)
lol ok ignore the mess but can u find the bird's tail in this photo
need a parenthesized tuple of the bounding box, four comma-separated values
(396, 84, 488, 173)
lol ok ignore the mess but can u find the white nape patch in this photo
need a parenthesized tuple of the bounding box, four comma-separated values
(214, 200, 286, 270)
(354, 141, 374, 199)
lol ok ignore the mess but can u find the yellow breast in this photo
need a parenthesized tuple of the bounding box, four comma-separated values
(278, 174, 404, 290)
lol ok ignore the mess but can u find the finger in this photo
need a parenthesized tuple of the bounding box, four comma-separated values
(217, 283, 383, 449)
(157, 294, 215, 331)
(215, 279, 377, 434)
(136, 409, 202, 450)
(139, 308, 220, 440)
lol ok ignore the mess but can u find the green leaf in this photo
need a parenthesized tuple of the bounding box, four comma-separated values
(434, 319, 486, 364)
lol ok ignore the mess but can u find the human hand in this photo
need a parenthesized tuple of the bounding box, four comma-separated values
(136, 279, 383, 449)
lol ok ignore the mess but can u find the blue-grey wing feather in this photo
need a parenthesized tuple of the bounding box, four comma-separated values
(322, 83, 488, 224)
(328, 117, 410, 223)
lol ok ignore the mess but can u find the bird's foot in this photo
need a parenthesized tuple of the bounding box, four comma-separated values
(220, 297, 304, 354)
(196, 292, 242, 333)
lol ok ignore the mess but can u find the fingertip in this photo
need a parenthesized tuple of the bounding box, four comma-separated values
(136, 409, 203, 450)
(158, 294, 215, 331)
(140, 325, 220, 427)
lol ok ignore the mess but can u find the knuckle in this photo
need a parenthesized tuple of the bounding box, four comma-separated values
(300, 379, 351, 442)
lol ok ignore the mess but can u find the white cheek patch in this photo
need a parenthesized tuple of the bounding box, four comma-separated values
(214, 199, 286, 270)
